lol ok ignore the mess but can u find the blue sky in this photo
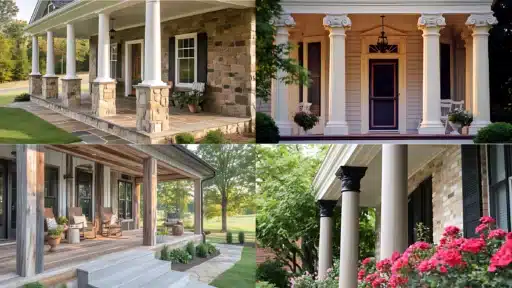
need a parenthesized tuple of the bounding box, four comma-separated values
(16, 0, 38, 22)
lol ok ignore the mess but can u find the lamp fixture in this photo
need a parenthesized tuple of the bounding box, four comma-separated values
(376, 15, 390, 53)
(109, 18, 116, 40)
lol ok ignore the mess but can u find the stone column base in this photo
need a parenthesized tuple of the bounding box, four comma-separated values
(61, 78, 82, 107)
(135, 85, 170, 133)
(42, 76, 59, 99)
(29, 74, 42, 97)
(91, 81, 116, 117)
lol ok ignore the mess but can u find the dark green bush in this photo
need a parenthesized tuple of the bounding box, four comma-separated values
(186, 241, 195, 258)
(160, 245, 170, 261)
(256, 260, 289, 288)
(205, 242, 217, 255)
(24, 282, 45, 288)
(201, 130, 227, 144)
(168, 248, 192, 264)
(226, 231, 233, 244)
(293, 111, 319, 132)
(14, 93, 31, 102)
(238, 231, 245, 244)
(256, 112, 279, 143)
(474, 122, 512, 143)
(196, 243, 208, 258)
(175, 133, 195, 144)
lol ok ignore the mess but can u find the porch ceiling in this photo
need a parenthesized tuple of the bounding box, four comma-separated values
(47, 144, 196, 182)
(317, 145, 447, 207)
(25, 0, 254, 38)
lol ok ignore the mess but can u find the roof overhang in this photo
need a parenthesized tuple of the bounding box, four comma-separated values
(312, 144, 448, 207)
(281, 0, 493, 14)
(25, 0, 254, 38)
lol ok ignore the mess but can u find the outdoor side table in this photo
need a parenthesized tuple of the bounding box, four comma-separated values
(68, 225, 80, 244)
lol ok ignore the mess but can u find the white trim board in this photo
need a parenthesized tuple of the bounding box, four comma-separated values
(124, 39, 145, 97)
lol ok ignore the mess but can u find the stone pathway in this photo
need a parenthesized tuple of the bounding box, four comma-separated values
(6, 102, 133, 144)
(186, 244, 244, 284)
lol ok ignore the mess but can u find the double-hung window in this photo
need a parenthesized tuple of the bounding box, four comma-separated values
(110, 43, 118, 79)
(44, 166, 59, 217)
(118, 181, 133, 220)
(488, 145, 512, 231)
(176, 33, 197, 87)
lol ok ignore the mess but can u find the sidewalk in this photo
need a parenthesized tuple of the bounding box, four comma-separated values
(186, 244, 244, 284)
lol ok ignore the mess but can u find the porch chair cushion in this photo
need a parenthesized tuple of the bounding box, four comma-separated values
(110, 214, 118, 225)
(46, 217, 58, 230)
(73, 215, 88, 228)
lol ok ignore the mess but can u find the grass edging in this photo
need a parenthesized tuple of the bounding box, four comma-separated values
(209, 246, 256, 288)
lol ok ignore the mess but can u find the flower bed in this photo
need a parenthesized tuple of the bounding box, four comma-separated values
(358, 216, 512, 287)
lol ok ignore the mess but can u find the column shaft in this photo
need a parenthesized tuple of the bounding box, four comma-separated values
(96, 13, 111, 82)
(380, 144, 408, 259)
(194, 179, 202, 235)
(143, 158, 157, 246)
(317, 199, 337, 280)
(65, 24, 77, 79)
(324, 15, 351, 135)
(141, 0, 165, 86)
(31, 36, 40, 75)
(45, 31, 55, 76)
(418, 15, 445, 135)
(133, 183, 141, 229)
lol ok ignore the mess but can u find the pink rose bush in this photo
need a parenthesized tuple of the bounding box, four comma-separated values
(358, 216, 512, 287)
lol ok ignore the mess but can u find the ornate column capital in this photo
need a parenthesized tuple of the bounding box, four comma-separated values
(318, 200, 337, 218)
(323, 14, 351, 30)
(418, 14, 446, 31)
(335, 166, 367, 193)
(466, 13, 498, 28)
(271, 14, 296, 28)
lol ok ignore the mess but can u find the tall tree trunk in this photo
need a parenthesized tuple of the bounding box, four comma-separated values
(221, 193, 227, 232)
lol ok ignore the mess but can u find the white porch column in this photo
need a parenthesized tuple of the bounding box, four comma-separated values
(194, 179, 203, 235)
(317, 200, 337, 280)
(96, 13, 111, 82)
(45, 31, 55, 77)
(462, 31, 473, 112)
(324, 15, 351, 136)
(467, 14, 498, 135)
(380, 144, 408, 259)
(272, 14, 295, 136)
(65, 23, 77, 79)
(31, 36, 40, 75)
(141, 0, 165, 86)
(418, 14, 446, 135)
(336, 166, 367, 288)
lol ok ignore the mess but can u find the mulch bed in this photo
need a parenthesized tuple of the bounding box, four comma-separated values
(171, 250, 221, 272)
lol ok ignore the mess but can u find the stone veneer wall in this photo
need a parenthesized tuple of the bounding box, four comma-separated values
(89, 8, 254, 118)
(407, 146, 463, 243)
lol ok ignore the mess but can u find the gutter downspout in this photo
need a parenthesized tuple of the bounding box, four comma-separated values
(201, 172, 216, 243)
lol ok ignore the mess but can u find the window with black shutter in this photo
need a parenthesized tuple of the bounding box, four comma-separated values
(440, 43, 451, 100)
(488, 145, 512, 231)
(461, 145, 483, 238)
(408, 177, 433, 244)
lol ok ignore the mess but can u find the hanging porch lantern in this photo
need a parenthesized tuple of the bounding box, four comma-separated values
(376, 15, 389, 53)
(109, 18, 116, 40)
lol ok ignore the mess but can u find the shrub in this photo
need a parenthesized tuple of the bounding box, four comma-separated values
(356, 216, 512, 287)
(14, 93, 31, 102)
(57, 216, 68, 225)
(205, 242, 217, 255)
(186, 241, 195, 258)
(160, 245, 170, 261)
(201, 130, 227, 144)
(204, 230, 211, 235)
(256, 112, 279, 143)
(175, 133, 195, 144)
(256, 281, 278, 288)
(168, 248, 192, 264)
(474, 122, 512, 143)
(238, 231, 245, 244)
(293, 111, 319, 132)
(226, 231, 233, 244)
(256, 260, 289, 288)
(24, 283, 45, 288)
(196, 243, 209, 258)
(47, 226, 64, 238)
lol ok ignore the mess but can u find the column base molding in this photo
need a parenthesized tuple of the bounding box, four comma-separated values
(42, 76, 59, 99)
(469, 121, 491, 135)
(92, 81, 116, 117)
(276, 121, 293, 136)
(29, 74, 42, 97)
(325, 121, 349, 136)
(135, 85, 170, 133)
(418, 121, 445, 135)
(61, 78, 82, 107)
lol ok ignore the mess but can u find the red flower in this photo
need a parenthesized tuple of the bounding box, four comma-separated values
(461, 238, 486, 254)
(376, 259, 392, 272)
(480, 216, 496, 225)
(391, 257, 409, 274)
(443, 226, 461, 238)
(391, 251, 401, 261)
(436, 248, 464, 268)
(476, 223, 489, 235)
(358, 269, 366, 280)
(371, 277, 386, 288)
(489, 229, 507, 239)
(417, 259, 437, 273)
(362, 257, 372, 265)
(439, 265, 448, 273)
(489, 238, 512, 272)
(388, 274, 408, 288)
(365, 272, 379, 283)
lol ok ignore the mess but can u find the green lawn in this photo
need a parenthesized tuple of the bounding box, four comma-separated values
(204, 215, 256, 232)
(0, 92, 19, 106)
(0, 108, 81, 143)
(210, 247, 256, 288)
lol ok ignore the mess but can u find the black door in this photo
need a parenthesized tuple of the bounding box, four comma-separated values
(408, 177, 433, 244)
(308, 42, 322, 117)
(369, 59, 399, 130)
(76, 169, 93, 220)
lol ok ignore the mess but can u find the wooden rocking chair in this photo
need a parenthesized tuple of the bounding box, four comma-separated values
(100, 207, 122, 237)
(69, 207, 96, 240)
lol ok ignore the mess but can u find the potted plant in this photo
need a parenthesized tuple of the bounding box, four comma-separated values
(47, 225, 64, 252)
(157, 227, 168, 244)
(173, 89, 205, 113)
(293, 111, 319, 135)
(57, 216, 69, 239)
(448, 109, 473, 135)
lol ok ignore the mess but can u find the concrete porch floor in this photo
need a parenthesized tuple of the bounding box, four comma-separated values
(31, 94, 253, 144)
(0, 229, 200, 287)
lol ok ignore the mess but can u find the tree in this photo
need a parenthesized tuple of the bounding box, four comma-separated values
(0, 0, 18, 26)
(195, 144, 256, 232)
(256, 0, 309, 102)
(4, 20, 29, 81)
(0, 34, 13, 82)
(157, 180, 192, 218)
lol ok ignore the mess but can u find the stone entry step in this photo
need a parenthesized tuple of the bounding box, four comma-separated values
(77, 248, 213, 288)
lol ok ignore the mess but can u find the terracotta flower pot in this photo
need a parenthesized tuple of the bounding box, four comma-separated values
(48, 236, 61, 252)
(449, 121, 462, 135)
(172, 224, 184, 236)
(188, 104, 198, 113)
